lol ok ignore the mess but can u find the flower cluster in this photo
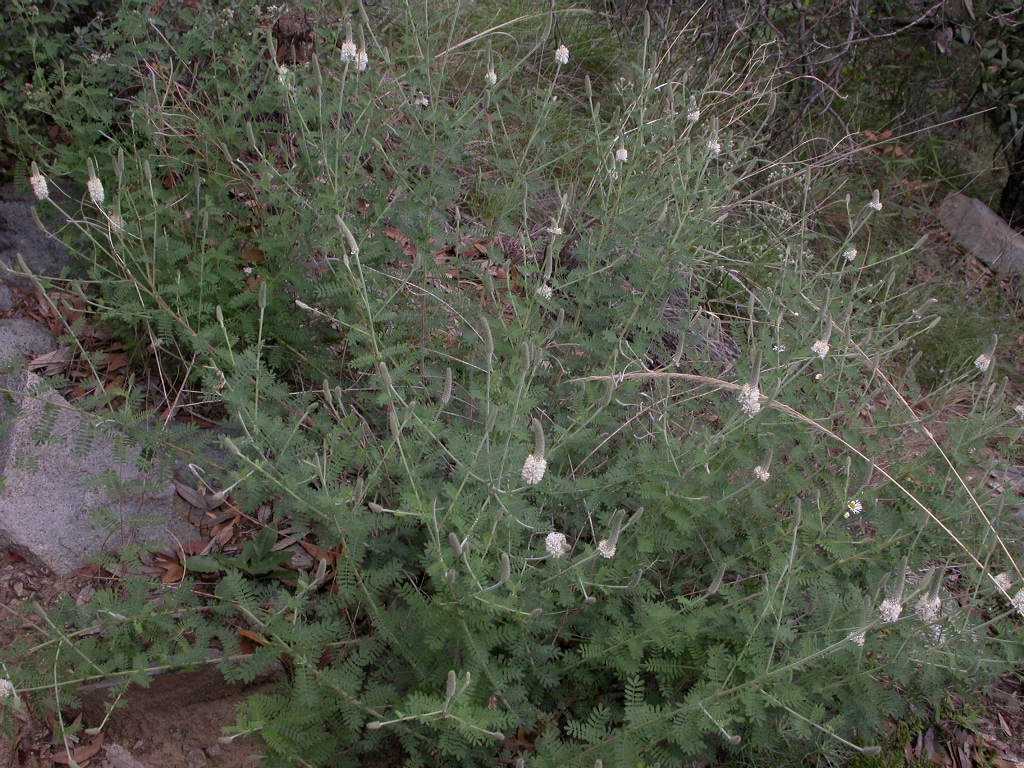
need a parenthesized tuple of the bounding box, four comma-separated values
(0, 678, 13, 700)
(597, 539, 616, 559)
(521, 453, 547, 485)
(87, 175, 105, 206)
(554, 44, 569, 65)
(844, 499, 862, 519)
(753, 465, 770, 482)
(811, 339, 830, 359)
(974, 353, 992, 373)
(545, 532, 569, 558)
(29, 161, 48, 201)
(879, 597, 902, 623)
(917, 594, 941, 623)
(737, 383, 761, 417)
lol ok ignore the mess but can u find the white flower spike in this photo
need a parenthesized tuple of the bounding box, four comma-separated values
(737, 383, 761, 417)
(753, 465, 770, 482)
(536, 284, 553, 300)
(811, 339, 830, 359)
(0, 678, 13, 700)
(545, 532, 569, 558)
(597, 539, 616, 559)
(521, 453, 547, 486)
(707, 138, 722, 156)
(879, 597, 901, 623)
(355, 49, 369, 72)
(485, 68, 497, 86)
(29, 161, 48, 201)
(843, 247, 858, 262)
(974, 353, 991, 372)
(554, 44, 569, 65)
(87, 175, 104, 206)
(867, 189, 882, 211)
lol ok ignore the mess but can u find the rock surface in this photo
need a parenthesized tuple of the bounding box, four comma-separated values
(937, 192, 1024, 276)
(0, 184, 77, 290)
(0, 363, 195, 575)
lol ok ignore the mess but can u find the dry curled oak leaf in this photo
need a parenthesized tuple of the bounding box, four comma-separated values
(52, 733, 104, 765)
(384, 226, 418, 257)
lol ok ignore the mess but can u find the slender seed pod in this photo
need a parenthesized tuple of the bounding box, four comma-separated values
(448, 532, 464, 557)
(246, 121, 259, 152)
(445, 670, 457, 701)
(708, 563, 727, 595)
(388, 407, 401, 438)
(530, 418, 545, 457)
(377, 361, 394, 396)
(257, 280, 268, 311)
(440, 367, 453, 406)
(368, 501, 385, 514)
(480, 315, 494, 365)
(498, 552, 510, 585)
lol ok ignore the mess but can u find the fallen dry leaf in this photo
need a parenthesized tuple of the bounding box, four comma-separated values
(52, 733, 104, 765)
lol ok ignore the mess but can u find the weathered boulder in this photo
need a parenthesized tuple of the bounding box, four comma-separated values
(937, 193, 1024, 276)
(0, 184, 77, 291)
(0, 368, 195, 576)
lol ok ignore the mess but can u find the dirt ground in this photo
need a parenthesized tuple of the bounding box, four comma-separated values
(0, 550, 269, 768)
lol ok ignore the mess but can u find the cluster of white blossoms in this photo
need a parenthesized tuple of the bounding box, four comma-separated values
(687, 105, 701, 123)
(707, 138, 722, 156)
(545, 532, 569, 558)
(879, 597, 902, 623)
(340, 37, 358, 62)
(917, 594, 941, 623)
(850, 631, 866, 646)
(753, 465, 770, 482)
(554, 44, 569, 65)
(597, 539, 616, 559)
(615, 145, 629, 164)
(355, 49, 369, 72)
(811, 339, 830, 359)
(108, 213, 125, 234)
(1011, 588, 1024, 618)
(485, 68, 497, 86)
(842, 247, 858, 262)
(1014, 404, 1024, 419)
(867, 190, 883, 212)
(536, 284, 553, 300)
(844, 499, 863, 519)
(974, 353, 992, 372)
(994, 572, 1013, 593)
(521, 453, 547, 485)
(29, 161, 48, 201)
(737, 383, 761, 417)
(87, 175, 105, 206)
(0, 678, 13, 700)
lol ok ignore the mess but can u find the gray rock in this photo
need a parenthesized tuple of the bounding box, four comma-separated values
(102, 743, 153, 768)
(937, 193, 1024, 276)
(0, 183, 77, 291)
(0, 371, 195, 576)
(0, 318, 55, 370)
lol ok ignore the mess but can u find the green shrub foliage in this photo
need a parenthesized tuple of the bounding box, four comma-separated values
(2, 2, 1023, 767)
